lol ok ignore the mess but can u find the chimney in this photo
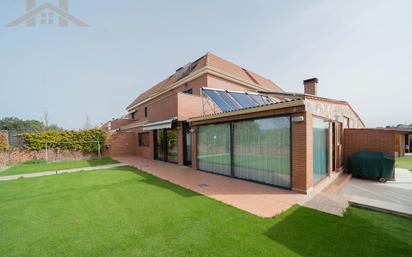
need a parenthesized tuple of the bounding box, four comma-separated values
(303, 77, 318, 96)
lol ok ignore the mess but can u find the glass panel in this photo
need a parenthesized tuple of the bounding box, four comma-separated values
(233, 116, 291, 188)
(185, 129, 192, 163)
(166, 129, 178, 163)
(197, 123, 231, 176)
(156, 130, 165, 160)
(203, 89, 233, 112)
(228, 92, 259, 108)
(248, 94, 266, 105)
(216, 91, 241, 109)
(313, 117, 329, 183)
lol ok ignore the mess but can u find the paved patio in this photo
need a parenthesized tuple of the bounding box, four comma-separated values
(114, 156, 306, 217)
(338, 168, 412, 217)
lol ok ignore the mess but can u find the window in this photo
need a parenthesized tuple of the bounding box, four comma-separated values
(41, 12, 54, 25)
(138, 132, 150, 147)
(233, 116, 291, 188)
(183, 88, 193, 94)
(197, 116, 292, 188)
(131, 111, 137, 120)
(144, 107, 148, 117)
(313, 117, 329, 183)
(198, 123, 231, 176)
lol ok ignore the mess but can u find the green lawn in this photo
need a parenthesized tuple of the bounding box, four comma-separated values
(0, 167, 411, 257)
(0, 157, 118, 177)
(396, 156, 412, 172)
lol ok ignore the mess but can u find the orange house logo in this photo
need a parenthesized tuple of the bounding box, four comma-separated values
(7, 0, 88, 27)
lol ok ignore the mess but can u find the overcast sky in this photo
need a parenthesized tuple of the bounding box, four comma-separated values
(0, 0, 411, 129)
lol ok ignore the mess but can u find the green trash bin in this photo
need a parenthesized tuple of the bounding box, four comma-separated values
(347, 151, 395, 182)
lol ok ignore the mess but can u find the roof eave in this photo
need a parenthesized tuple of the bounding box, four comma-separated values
(189, 99, 305, 123)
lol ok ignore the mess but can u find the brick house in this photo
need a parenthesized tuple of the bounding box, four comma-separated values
(112, 52, 366, 194)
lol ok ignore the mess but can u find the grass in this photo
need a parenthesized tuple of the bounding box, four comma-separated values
(0, 157, 118, 177)
(0, 166, 411, 257)
(396, 156, 412, 172)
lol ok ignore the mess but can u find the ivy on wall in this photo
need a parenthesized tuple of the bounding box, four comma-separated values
(23, 129, 107, 153)
(0, 132, 8, 152)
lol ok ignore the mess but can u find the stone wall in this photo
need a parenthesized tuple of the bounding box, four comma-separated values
(0, 149, 96, 169)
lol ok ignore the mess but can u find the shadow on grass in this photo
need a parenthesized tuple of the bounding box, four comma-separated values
(85, 157, 119, 166)
(264, 206, 412, 257)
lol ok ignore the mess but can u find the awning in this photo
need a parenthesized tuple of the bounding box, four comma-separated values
(143, 118, 176, 131)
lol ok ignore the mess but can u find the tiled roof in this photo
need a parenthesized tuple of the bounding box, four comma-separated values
(126, 52, 283, 110)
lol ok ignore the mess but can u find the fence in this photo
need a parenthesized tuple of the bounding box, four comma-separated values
(6, 129, 41, 148)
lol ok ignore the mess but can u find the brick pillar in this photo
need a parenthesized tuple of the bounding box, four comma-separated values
(292, 112, 313, 194)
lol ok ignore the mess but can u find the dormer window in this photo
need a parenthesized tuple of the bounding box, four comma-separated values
(41, 12, 54, 25)
(131, 111, 137, 120)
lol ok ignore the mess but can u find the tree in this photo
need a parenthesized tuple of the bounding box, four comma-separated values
(0, 117, 45, 131)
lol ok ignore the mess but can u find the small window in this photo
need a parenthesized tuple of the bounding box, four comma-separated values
(138, 132, 150, 147)
(144, 107, 148, 117)
(131, 111, 137, 120)
(183, 88, 193, 94)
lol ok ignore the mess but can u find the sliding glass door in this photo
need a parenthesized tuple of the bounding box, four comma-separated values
(233, 117, 291, 188)
(154, 128, 178, 163)
(197, 123, 231, 176)
(196, 116, 292, 188)
(313, 117, 329, 183)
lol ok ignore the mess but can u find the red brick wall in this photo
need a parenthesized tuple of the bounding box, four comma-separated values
(343, 129, 401, 160)
(104, 132, 137, 157)
(0, 150, 96, 169)
(133, 128, 154, 159)
(177, 93, 204, 120)
(111, 119, 135, 130)
(292, 112, 313, 193)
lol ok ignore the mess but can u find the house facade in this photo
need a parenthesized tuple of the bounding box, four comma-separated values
(114, 53, 364, 194)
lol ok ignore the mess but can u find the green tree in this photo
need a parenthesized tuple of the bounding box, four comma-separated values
(0, 117, 45, 131)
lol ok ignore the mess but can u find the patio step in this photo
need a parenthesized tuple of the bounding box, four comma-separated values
(302, 192, 350, 217)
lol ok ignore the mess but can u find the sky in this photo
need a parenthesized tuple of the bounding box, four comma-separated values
(0, 0, 411, 129)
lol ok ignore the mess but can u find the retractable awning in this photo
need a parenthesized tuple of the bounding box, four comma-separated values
(142, 117, 176, 131)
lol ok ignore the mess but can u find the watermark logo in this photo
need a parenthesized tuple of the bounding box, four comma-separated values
(7, 0, 88, 27)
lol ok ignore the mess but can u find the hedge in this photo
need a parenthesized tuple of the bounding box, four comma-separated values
(23, 129, 107, 153)
(0, 132, 8, 152)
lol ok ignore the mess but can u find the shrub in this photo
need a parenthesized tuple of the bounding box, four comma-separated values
(23, 129, 107, 153)
(0, 132, 8, 152)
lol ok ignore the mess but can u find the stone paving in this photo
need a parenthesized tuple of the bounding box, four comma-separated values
(114, 156, 306, 217)
(338, 168, 412, 217)
(114, 156, 355, 217)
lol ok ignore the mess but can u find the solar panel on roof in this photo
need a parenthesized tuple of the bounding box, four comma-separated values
(202, 88, 277, 113)
(228, 92, 259, 108)
(248, 94, 266, 105)
(202, 89, 234, 112)
(216, 91, 242, 109)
